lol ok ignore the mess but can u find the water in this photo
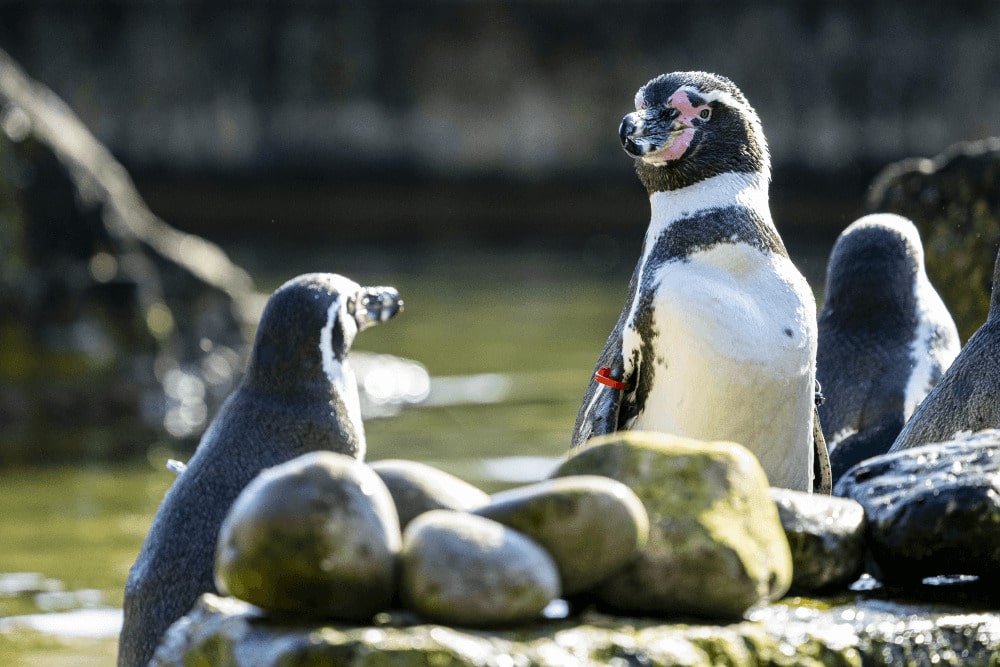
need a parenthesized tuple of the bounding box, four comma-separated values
(0, 243, 830, 665)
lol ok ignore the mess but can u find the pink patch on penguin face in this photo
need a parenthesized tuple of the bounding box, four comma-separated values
(645, 88, 710, 163)
(669, 88, 709, 125)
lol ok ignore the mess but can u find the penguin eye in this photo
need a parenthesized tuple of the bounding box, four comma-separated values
(699, 107, 711, 120)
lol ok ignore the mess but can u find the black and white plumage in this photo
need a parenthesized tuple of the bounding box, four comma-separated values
(118, 273, 402, 667)
(572, 71, 819, 491)
(890, 246, 1000, 452)
(817, 214, 959, 482)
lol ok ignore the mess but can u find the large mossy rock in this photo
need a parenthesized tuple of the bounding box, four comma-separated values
(867, 137, 1000, 341)
(551, 432, 792, 619)
(151, 592, 1000, 666)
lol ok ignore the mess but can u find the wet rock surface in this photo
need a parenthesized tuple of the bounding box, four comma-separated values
(474, 475, 648, 595)
(551, 432, 792, 619)
(835, 430, 1000, 586)
(868, 137, 1000, 340)
(215, 451, 400, 621)
(152, 592, 1000, 667)
(399, 510, 560, 627)
(769, 488, 866, 594)
(369, 459, 490, 528)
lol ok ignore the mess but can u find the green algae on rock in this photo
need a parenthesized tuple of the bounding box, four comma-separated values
(399, 510, 560, 627)
(150, 592, 1000, 666)
(369, 458, 490, 528)
(474, 475, 649, 595)
(552, 431, 792, 619)
(214, 451, 401, 621)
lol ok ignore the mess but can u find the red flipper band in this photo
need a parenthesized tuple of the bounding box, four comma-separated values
(595, 366, 629, 391)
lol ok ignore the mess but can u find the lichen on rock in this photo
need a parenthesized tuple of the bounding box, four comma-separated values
(550, 431, 792, 619)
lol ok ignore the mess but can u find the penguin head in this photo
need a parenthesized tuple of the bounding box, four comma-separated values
(823, 213, 924, 322)
(620, 71, 770, 193)
(245, 273, 403, 393)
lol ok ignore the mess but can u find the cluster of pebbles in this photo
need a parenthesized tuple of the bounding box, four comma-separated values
(213, 429, 1000, 629)
(214, 445, 650, 627)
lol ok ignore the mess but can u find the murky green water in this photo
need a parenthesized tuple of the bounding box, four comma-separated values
(0, 244, 829, 665)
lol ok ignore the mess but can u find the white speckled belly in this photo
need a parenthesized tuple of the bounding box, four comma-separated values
(624, 243, 817, 490)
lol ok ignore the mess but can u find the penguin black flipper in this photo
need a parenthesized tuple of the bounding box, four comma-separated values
(571, 263, 641, 448)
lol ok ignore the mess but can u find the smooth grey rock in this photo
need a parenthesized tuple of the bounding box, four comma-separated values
(769, 488, 866, 593)
(151, 592, 1000, 667)
(552, 431, 792, 619)
(835, 430, 1000, 586)
(215, 451, 400, 620)
(399, 510, 559, 627)
(474, 475, 648, 595)
(369, 459, 489, 528)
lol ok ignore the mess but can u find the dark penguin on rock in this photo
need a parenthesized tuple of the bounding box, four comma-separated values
(572, 71, 822, 492)
(817, 213, 959, 482)
(118, 273, 402, 667)
(890, 246, 1000, 452)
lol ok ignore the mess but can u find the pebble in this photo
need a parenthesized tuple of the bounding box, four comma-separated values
(474, 475, 648, 595)
(399, 510, 560, 627)
(369, 458, 489, 528)
(769, 488, 866, 593)
(214, 451, 400, 620)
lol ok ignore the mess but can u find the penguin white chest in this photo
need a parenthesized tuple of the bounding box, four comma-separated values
(623, 243, 817, 490)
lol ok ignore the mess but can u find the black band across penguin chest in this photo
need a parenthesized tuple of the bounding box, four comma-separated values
(624, 205, 788, 419)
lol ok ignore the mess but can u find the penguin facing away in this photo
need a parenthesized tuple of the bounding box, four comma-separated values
(817, 213, 959, 482)
(890, 246, 1000, 452)
(118, 273, 402, 667)
(572, 71, 819, 492)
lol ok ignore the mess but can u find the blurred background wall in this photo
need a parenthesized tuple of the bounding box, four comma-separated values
(2, 0, 999, 247)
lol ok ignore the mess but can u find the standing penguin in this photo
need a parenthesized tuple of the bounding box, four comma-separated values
(572, 71, 819, 491)
(118, 273, 402, 667)
(817, 214, 959, 481)
(891, 246, 1000, 452)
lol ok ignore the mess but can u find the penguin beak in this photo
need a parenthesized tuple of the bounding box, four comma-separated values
(619, 112, 646, 157)
(349, 286, 403, 331)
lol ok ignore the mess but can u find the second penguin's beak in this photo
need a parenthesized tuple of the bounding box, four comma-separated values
(350, 286, 403, 331)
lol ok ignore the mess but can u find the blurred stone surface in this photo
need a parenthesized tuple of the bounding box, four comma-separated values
(369, 459, 490, 529)
(399, 510, 560, 627)
(868, 138, 1000, 340)
(215, 452, 400, 621)
(151, 592, 1000, 666)
(552, 432, 792, 619)
(769, 488, 866, 594)
(834, 430, 1000, 587)
(0, 47, 257, 461)
(474, 475, 648, 596)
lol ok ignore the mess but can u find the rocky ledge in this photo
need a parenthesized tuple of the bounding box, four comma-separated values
(154, 592, 1000, 667)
